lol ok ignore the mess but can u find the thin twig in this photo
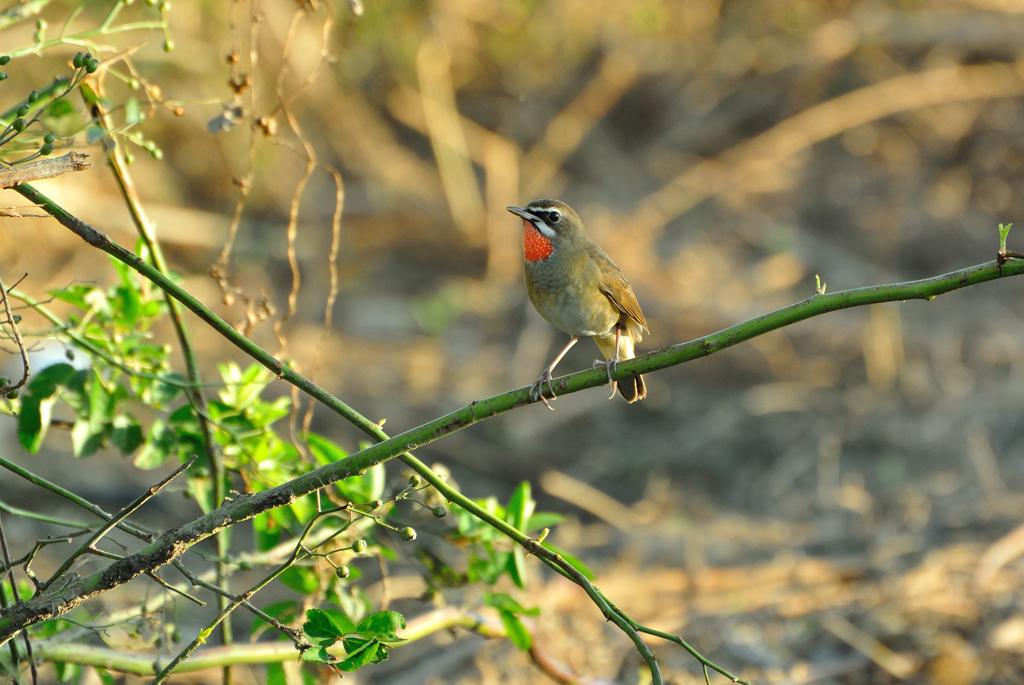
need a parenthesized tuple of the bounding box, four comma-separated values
(0, 275, 30, 395)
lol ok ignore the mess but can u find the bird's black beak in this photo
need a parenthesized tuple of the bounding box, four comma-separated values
(507, 206, 537, 222)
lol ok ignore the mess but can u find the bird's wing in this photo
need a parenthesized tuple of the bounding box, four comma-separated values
(599, 266, 649, 336)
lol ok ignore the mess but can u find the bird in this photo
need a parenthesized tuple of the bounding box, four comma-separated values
(507, 199, 649, 408)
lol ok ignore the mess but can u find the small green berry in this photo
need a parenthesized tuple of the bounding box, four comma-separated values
(12, 118, 26, 132)
(128, 78, 140, 89)
(171, 629, 182, 643)
(163, 39, 174, 53)
(27, 91, 38, 103)
(409, 474, 422, 487)
(16, 104, 28, 117)
(6, 390, 18, 400)
(0, 56, 9, 66)
(369, 499, 382, 510)
(352, 539, 368, 553)
(0, 73, 7, 81)
(124, 151, 135, 164)
(238, 561, 252, 571)
(159, 1, 170, 11)
(335, 565, 350, 579)
(85, 59, 98, 74)
(40, 143, 54, 155)
(72, 53, 84, 69)
(149, 147, 163, 160)
(0, 377, 9, 386)
(400, 527, 417, 541)
(43, 132, 55, 144)
(432, 506, 447, 519)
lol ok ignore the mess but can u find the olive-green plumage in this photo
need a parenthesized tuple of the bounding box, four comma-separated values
(508, 199, 649, 404)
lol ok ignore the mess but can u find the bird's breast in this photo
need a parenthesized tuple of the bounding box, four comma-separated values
(524, 255, 619, 337)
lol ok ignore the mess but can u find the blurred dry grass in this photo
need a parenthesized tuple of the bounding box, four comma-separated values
(5, 0, 1024, 683)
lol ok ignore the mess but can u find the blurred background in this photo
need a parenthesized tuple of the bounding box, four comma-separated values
(5, 0, 1024, 682)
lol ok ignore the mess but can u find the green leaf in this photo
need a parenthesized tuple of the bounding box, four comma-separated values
(335, 462, 386, 504)
(114, 285, 142, 328)
(48, 284, 93, 310)
(187, 476, 215, 514)
(507, 546, 528, 589)
(124, 97, 142, 126)
(320, 607, 357, 635)
(307, 432, 347, 464)
(53, 661, 81, 683)
(300, 646, 334, 664)
(17, 394, 56, 452)
(339, 637, 382, 671)
(42, 98, 84, 138)
(72, 418, 108, 458)
(87, 373, 115, 434)
(497, 609, 531, 651)
(302, 609, 345, 647)
(148, 372, 184, 405)
(85, 124, 104, 145)
(27, 362, 78, 398)
(135, 419, 175, 469)
(507, 481, 534, 533)
(355, 611, 406, 642)
(111, 413, 143, 454)
(265, 663, 287, 685)
(44, 98, 76, 119)
(278, 566, 320, 595)
(363, 462, 385, 501)
(60, 370, 89, 414)
(484, 592, 540, 616)
(525, 512, 565, 531)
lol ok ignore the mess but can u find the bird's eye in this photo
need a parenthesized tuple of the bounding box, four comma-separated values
(547, 210, 561, 224)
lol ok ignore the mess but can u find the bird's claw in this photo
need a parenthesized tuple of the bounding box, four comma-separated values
(593, 359, 619, 400)
(529, 368, 557, 410)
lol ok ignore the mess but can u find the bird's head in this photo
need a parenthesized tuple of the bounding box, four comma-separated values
(507, 199, 585, 262)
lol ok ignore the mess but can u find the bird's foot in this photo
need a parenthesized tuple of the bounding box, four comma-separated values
(529, 368, 557, 410)
(593, 359, 619, 400)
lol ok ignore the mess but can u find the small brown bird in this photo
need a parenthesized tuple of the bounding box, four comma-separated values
(508, 199, 649, 407)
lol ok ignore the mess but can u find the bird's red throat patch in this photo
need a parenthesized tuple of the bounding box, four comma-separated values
(522, 221, 553, 262)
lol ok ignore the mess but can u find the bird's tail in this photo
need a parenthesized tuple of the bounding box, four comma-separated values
(594, 330, 647, 403)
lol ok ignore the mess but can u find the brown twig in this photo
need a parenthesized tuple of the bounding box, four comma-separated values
(0, 153, 91, 188)
(0, 274, 30, 395)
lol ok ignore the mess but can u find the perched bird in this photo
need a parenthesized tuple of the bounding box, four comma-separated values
(507, 199, 649, 407)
